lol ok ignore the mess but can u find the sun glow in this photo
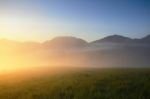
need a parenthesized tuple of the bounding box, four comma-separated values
(0, 41, 88, 73)
(0, 43, 42, 73)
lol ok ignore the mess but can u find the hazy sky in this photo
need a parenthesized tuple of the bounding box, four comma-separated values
(0, 0, 149, 42)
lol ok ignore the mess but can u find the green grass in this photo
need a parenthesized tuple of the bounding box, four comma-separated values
(0, 68, 150, 99)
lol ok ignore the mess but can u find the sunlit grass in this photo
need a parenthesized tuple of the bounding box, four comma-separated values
(0, 68, 150, 99)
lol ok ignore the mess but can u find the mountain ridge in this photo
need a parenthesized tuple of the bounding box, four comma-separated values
(0, 34, 150, 46)
(43, 36, 88, 48)
(0, 34, 150, 67)
(91, 35, 132, 44)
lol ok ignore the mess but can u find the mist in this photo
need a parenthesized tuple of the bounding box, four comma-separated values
(1, 35, 150, 73)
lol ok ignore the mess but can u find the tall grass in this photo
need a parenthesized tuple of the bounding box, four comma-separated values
(0, 68, 150, 99)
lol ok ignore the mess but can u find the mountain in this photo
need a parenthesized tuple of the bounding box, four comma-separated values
(91, 35, 132, 44)
(0, 35, 150, 67)
(140, 34, 150, 43)
(43, 36, 88, 49)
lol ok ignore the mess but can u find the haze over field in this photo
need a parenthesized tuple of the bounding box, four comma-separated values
(0, 0, 149, 77)
(0, 0, 150, 99)
(0, 34, 150, 72)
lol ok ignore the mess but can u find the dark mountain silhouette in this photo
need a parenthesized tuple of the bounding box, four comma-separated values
(91, 34, 150, 44)
(91, 35, 132, 44)
(0, 34, 150, 67)
(140, 34, 150, 43)
(43, 36, 88, 49)
(1, 34, 150, 48)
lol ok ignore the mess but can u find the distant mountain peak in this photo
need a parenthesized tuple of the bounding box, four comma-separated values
(43, 36, 88, 48)
(141, 34, 150, 43)
(50, 36, 83, 41)
(92, 35, 132, 43)
(142, 34, 150, 39)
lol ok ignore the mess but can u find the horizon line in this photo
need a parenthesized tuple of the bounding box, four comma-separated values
(0, 33, 150, 43)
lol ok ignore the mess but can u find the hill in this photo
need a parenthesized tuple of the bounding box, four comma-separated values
(91, 35, 132, 44)
(43, 36, 88, 49)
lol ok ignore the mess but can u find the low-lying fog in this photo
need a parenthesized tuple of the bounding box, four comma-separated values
(0, 36, 150, 73)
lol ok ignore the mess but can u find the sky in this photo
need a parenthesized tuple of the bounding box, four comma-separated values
(0, 0, 150, 42)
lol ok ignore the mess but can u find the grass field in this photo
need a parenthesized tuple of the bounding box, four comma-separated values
(0, 68, 150, 99)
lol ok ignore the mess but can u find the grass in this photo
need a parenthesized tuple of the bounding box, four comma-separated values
(0, 68, 150, 99)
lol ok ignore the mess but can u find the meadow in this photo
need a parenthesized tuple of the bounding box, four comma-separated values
(0, 68, 150, 99)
